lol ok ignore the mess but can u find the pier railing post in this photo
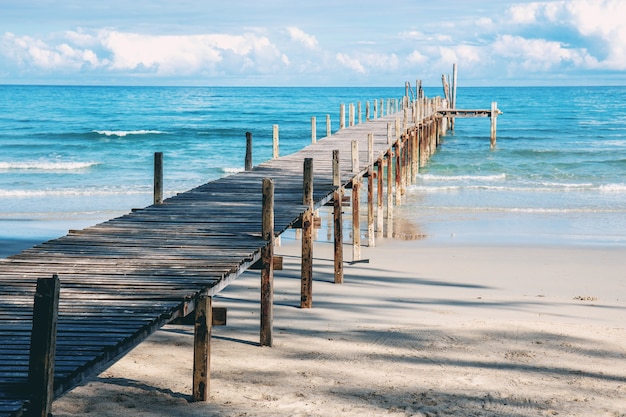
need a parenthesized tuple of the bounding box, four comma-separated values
(272, 125, 279, 158)
(311, 117, 317, 144)
(376, 158, 384, 237)
(153, 151, 163, 205)
(352, 175, 361, 262)
(349, 103, 355, 127)
(301, 158, 314, 308)
(28, 274, 60, 417)
(340, 104, 345, 130)
(358, 102, 362, 124)
(386, 150, 393, 237)
(490, 101, 498, 150)
(245, 131, 253, 171)
(260, 178, 274, 347)
(326, 114, 331, 138)
(332, 150, 343, 284)
(351, 140, 359, 174)
(367, 133, 375, 247)
(193, 293, 212, 401)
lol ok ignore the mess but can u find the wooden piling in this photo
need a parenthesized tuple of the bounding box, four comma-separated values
(260, 178, 274, 347)
(386, 151, 393, 237)
(367, 133, 375, 247)
(193, 294, 212, 401)
(332, 150, 343, 284)
(395, 141, 402, 205)
(352, 176, 361, 262)
(349, 103, 355, 127)
(351, 140, 359, 173)
(301, 158, 313, 308)
(340, 104, 345, 130)
(376, 159, 384, 237)
(245, 132, 253, 171)
(272, 125, 279, 158)
(490, 101, 498, 149)
(153, 151, 163, 205)
(311, 117, 317, 144)
(366, 101, 370, 121)
(28, 275, 60, 417)
(326, 115, 331, 138)
(358, 102, 362, 124)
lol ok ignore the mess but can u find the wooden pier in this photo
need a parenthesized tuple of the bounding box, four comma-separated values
(0, 85, 499, 417)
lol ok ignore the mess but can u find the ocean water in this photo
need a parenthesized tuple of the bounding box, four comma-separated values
(1, 85, 625, 255)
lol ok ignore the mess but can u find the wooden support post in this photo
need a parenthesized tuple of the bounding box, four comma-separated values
(245, 131, 253, 171)
(326, 114, 331, 138)
(412, 129, 419, 182)
(340, 104, 345, 130)
(395, 142, 402, 205)
(349, 103, 354, 127)
(352, 176, 361, 262)
(490, 101, 498, 150)
(373, 100, 378, 119)
(272, 124, 279, 158)
(332, 149, 343, 284)
(367, 133, 375, 247)
(301, 158, 313, 308)
(395, 117, 400, 141)
(311, 117, 316, 144)
(387, 122, 392, 145)
(28, 275, 60, 417)
(153, 151, 163, 205)
(358, 102, 362, 124)
(193, 294, 212, 402)
(376, 159, 384, 237)
(351, 140, 359, 174)
(451, 63, 457, 131)
(366, 101, 370, 121)
(260, 178, 274, 347)
(386, 151, 393, 219)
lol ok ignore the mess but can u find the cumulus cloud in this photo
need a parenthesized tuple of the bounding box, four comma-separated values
(493, 34, 595, 72)
(1, 29, 288, 77)
(286, 27, 318, 49)
(505, 0, 626, 70)
(336, 53, 365, 74)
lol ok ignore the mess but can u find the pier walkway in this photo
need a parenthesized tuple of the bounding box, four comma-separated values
(0, 97, 444, 416)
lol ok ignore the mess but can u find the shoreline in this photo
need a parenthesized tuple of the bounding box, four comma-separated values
(49, 234, 626, 416)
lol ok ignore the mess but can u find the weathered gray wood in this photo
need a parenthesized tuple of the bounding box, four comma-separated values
(367, 133, 375, 247)
(311, 117, 317, 144)
(352, 176, 361, 262)
(272, 125, 279, 158)
(491, 101, 498, 149)
(301, 158, 313, 308)
(245, 132, 253, 171)
(376, 159, 384, 237)
(260, 178, 274, 347)
(154, 152, 163, 205)
(192, 294, 212, 401)
(339, 104, 345, 130)
(351, 140, 359, 173)
(27, 275, 60, 417)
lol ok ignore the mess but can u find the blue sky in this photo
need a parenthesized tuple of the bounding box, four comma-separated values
(1, 0, 625, 86)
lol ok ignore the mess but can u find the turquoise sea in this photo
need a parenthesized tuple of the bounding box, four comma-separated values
(1, 85, 625, 256)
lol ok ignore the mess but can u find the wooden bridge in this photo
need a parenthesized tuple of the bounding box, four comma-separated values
(0, 90, 499, 417)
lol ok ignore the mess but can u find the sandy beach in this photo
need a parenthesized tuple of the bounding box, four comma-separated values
(46, 228, 626, 417)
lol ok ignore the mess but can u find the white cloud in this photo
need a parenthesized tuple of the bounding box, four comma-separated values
(336, 53, 365, 74)
(492, 34, 596, 72)
(407, 50, 428, 65)
(1, 29, 288, 77)
(286, 27, 318, 49)
(505, 0, 626, 70)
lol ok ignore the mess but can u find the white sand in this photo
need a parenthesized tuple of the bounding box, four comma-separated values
(52, 235, 626, 417)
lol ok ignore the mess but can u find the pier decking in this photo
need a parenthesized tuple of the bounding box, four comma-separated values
(0, 91, 499, 416)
